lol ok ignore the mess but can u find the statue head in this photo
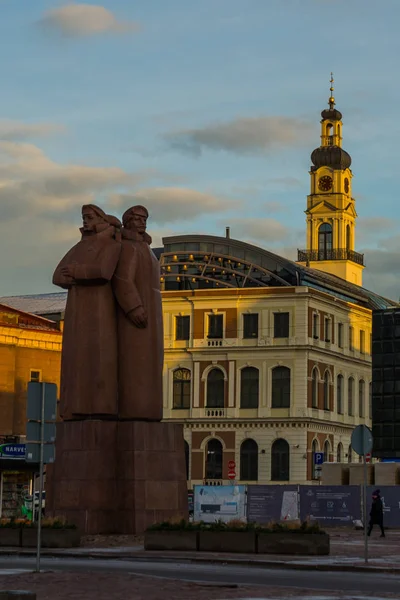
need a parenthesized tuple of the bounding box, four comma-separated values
(81, 204, 108, 232)
(122, 205, 149, 235)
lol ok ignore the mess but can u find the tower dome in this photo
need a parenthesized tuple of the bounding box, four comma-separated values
(311, 145, 351, 170)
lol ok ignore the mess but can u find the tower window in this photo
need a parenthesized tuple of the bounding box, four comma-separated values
(346, 224, 351, 251)
(30, 370, 41, 383)
(324, 318, 331, 343)
(318, 223, 332, 258)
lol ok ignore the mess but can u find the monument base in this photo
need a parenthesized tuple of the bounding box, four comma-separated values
(46, 420, 188, 535)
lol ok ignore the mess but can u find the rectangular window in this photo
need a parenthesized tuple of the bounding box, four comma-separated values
(175, 315, 190, 341)
(208, 314, 223, 339)
(30, 370, 41, 383)
(360, 330, 365, 354)
(274, 312, 289, 338)
(338, 323, 344, 348)
(324, 318, 331, 342)
(312, 313, 319, 339)
(243, 313, 259, 339)
(349, 326, 354, 351)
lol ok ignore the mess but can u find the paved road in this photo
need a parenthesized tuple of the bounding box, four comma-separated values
(1, 556, 400, 596)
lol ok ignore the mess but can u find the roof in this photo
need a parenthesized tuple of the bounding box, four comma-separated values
(0, 292, 67, 316)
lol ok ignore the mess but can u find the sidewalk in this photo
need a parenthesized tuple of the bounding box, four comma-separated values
(1, 529, 400, 573)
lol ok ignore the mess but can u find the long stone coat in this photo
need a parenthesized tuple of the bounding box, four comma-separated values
(112, 229, 163, 421)
(53, 224, 121, 420)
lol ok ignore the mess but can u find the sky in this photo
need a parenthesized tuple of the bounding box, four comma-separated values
(1, 0, 400, 299)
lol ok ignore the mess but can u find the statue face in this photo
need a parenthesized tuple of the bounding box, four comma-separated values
(82, 208, 104, 232)
(126, 209, 148, 234)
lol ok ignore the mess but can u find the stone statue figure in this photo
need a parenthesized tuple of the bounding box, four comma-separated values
(53, 204, 121, 420)
(112, 205, 163, 420)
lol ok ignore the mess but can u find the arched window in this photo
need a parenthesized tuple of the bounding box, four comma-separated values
(272, 366, 291, 408)
(348, 377, 354, 416)
(312, 368, 319, 408)
(184, 440, 189, 480)
(323, 371, 330, 410)
(337, 374, 343, 414)
(173, 368, 191, 409)
(240, 367, 259, 409)
(240, 439, 258, 481)
(359, 380, 365, 417)
(323, 440, 330, 463)
(348, 444, 353, 463)
(337, 442, 343, 463)
(205, 439, 223, 479)
(271, 439, 290, 481)
(318, 223, 332, 257)
(312, 439, 319, 479)
(207, 369, 225, 408)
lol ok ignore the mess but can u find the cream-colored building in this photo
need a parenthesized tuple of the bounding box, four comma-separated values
(159, 80, 397, 486)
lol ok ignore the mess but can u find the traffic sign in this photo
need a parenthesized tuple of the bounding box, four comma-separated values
(228, 460, 235, 470)
(351, 425, 373, 456)
(228, 471, 236, 480)
(365, 453, 371, 463)
(314, 452, 324, 466)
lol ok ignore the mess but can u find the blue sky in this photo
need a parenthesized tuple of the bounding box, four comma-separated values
(0, 0, 399, 299)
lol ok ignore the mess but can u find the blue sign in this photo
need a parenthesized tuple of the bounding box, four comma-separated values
(0, 443, 26, 459)
(314, 452, 324, 465)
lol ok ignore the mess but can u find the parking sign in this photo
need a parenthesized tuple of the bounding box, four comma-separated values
(314, 452, 324, 466)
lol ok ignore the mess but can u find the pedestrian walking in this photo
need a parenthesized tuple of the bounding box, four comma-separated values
(367, 489, 385, 537)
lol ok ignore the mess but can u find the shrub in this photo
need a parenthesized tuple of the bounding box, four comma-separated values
(146, 518, 324, 534)
(0, 516, 76, 530)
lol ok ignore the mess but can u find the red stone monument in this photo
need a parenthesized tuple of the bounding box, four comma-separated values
(46, 205, 188, 534)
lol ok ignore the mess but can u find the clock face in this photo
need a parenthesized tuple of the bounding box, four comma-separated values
(344, 177, 349, 193)
(318, 176, 333, 192)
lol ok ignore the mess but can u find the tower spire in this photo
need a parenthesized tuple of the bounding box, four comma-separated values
(329, 72, 335, 109)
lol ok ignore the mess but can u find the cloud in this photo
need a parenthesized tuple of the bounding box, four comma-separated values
(220, 217, 290, 244)
(358, 216, 398, 235)
(38, 4, 139, 38)
(164, 116, 314, 157)
(0, 120, 64, 141)
(109, 187, 237, 224)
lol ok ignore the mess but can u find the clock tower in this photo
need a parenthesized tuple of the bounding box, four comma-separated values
(297, 75, 364, 286)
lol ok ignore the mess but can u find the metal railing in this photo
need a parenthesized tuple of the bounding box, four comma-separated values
(297, 248, 364, 266)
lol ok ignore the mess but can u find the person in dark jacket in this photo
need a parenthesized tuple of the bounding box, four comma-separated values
(367, 489, 385, 537)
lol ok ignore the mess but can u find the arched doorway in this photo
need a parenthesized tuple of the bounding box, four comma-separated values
(205, 438, 223, 479)
(271, 439, 290, 481)
(337, 443, 343, 463)
(240, 439, 258, 481)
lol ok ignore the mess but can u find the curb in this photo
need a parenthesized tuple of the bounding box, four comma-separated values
(1, 549, 399, 574)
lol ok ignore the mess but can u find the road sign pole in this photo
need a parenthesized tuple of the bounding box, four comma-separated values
(35, 383, 45, 573)
(363, 454, 368, 565)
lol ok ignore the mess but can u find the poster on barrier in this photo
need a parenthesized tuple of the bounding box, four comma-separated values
(247, 485, 299, 524)
(193, 485, 246, 523)
(299, 485, 361, 526)
(367, 486, 400, 528)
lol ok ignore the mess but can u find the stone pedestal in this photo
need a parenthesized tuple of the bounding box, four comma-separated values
(46, 420, 188, 534)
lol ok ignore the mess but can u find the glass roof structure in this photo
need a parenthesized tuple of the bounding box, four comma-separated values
(1, 234, 397, 316)
(160, 235, 398, 311)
